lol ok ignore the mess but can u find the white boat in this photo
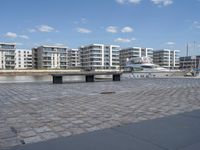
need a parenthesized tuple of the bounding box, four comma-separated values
(122, 57, 178, 78)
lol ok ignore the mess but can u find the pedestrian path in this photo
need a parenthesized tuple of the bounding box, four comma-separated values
(9, 110, 200, 150)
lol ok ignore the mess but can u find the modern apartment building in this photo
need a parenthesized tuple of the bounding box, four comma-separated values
(32, 45, 68, 69)
(79, 44, 120, 70)
(68, 49, 80, 68)
(0, 42, 16, 69)
(179, 56, 200, 70)
(15, 49, 32, 69)
(119, 47, 153, 68)
(153, 49, 180, 69)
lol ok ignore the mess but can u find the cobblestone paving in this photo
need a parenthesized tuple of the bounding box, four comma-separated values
(0, 78, 200, 149)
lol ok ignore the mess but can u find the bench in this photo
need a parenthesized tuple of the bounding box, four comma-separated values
(51, 71, 122, 84)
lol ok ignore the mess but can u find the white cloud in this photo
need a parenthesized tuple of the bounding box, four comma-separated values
(77, 28, 92, 34)
(116, 0, 142, 4)
(151, 0, 173, 6)
(129, 0, 142, 4)
(116, 0, 125, 4)
(4, 32, 29, 40)
(28, 29, 36, 33)
(5, 32, 17, 38)
(121, 26, 134, 33)
(165, 41, 175, 45)
(19, 35, 29, 39)
(106, 26, 118, 33)
(115, 37, 136, 43)
(81, 18, 87, 24)
(37, 25, 55, 32)
(117, 0, 174, 6)
(74, 18, 88, 24)
(193, 21, 200, 29)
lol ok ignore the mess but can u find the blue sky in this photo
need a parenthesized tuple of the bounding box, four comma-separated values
(0, 0, 200, 56)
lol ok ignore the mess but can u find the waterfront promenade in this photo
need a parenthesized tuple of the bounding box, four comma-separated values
(0, 78, 200, 149)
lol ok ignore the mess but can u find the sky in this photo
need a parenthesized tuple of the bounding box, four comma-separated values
(0, 0, 200, 56)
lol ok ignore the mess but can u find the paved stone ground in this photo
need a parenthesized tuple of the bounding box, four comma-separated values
(0, 78, 200, 149)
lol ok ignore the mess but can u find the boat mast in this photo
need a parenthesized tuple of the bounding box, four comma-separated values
(194, 41, 196, 69)
(186, 43, 189, 56)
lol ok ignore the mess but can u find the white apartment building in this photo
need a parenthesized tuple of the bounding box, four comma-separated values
(68, 49, 80, 68)
(179, 56, 200, 70)
(79, 44, 120, 70)
(120, 47, 153, 68)
(0, 42, 16, 69)
(15, 49, 32, 69)
(32, 45, 69, 69)
(153, 49, 180, 69)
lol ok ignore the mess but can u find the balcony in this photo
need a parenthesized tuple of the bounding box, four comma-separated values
(5, 59, 15, 62)
(5, 53, 15, 56)
(43, 60, 51, 63)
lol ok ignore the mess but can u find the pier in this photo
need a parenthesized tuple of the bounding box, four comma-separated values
(51, 71, 122, 84)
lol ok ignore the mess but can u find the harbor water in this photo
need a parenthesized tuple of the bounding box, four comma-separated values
(0, 76, 85, 83)
(0, 75, 112, 83)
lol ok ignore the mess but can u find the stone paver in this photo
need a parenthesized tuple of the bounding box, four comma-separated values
(0, 78, 200, 149)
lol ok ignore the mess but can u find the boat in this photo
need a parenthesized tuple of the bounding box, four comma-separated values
(122, 57, 179, 78)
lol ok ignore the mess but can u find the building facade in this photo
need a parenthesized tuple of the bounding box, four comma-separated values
(119, 47, 153, 68)
(32, 45, 68, 69)
(179, 56, 200, 70)
(68, 49, 80, 68)
(153, 49, 179, 69)
(0, 43, 16, 69)
(79, 44, 120, 70)
(15, 49, 32, 69)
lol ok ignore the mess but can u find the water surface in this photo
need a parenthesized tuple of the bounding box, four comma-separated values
(0, 75, 85, 83)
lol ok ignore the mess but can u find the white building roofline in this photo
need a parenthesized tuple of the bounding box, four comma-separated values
(120, 47, 141, 50)
(109, 45, 120, 47)
(16, 49, 31, 51)
(154, 49, 180, 52)
(0, 42, 16, 45)
(39, 45, 68, 49)
(146, 48, 153, 50)
(70, 49, 79, 51)
(80, 44, 120, 48)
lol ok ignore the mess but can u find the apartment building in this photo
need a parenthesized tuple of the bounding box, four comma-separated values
(79, 44, 120, 70)
(68, 49, 80, 68)
(0, 42, 15, 69)
(153, 49, 179, 69)
(179, 56, 200, 70)
(119, 47, 153, 68)
(32, 45, 68, 69)
(15, 49, 32, 69)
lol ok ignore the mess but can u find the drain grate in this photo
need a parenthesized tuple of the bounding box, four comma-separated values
(100, 91, 116, 94)
(10, 127, 26, 145)
(20, 140, 25, 145)
(10, 126, 18, 134)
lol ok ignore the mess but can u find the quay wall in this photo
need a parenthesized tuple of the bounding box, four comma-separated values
(0, 69, 120, 76)
(0, 70, 81, 76)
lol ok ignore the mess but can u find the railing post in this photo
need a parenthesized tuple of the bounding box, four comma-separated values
(53, 76, 63, 84)
(85, 75, 94, 82)
(113, 74, 120, 81)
